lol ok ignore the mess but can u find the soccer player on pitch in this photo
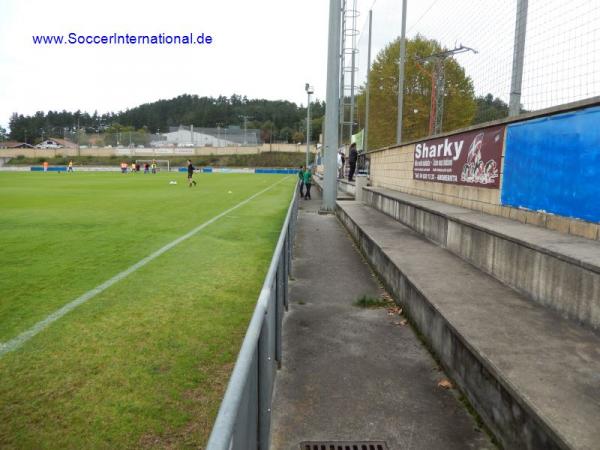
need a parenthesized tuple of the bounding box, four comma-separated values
(187, 160, 197, 187)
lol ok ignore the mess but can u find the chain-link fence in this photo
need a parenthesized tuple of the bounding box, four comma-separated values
(352, 0, 600, 150)
(44, 125, 262, 150)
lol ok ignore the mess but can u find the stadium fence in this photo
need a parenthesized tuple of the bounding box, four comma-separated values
(206, 180, 299, 450)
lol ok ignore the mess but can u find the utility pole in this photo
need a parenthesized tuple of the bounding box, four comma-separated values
(509, 0, 528, 116)
(216, 123, 221, 147)
(396, 0, 407, 144)
(322, 0, 342, 212)
(77, 117, 81, 157)
(240, 115, 252, 145)
(305, 84, 314, 168)
(417, 45, 477, 135)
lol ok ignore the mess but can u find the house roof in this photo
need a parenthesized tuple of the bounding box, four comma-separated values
(50, 137, 77, 148)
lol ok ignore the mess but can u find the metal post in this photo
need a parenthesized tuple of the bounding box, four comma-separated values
(509, 0, 528, 117)
(364, 9, 372, 152)
(434, 59, 445, 134)
(306, 90, 311, 168)
(396, 0, 407, 144)
(322, 0, 342, 212)
(339, 0, 346, 144)
(349, 43, 356, 137)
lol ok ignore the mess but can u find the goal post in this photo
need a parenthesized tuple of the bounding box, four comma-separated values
(135, 159, 170, 172)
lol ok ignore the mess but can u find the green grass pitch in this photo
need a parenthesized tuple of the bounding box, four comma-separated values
(0, 171, 296, 449)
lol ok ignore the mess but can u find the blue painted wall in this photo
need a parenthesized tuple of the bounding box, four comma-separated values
(502, 105, 600, 223)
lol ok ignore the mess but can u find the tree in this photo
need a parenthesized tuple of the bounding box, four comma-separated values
(357, 35, 477, 150)
(278, 127, 294, 143)
(0, 126, 8, 141)
(473, 94, 509, 124)
(260, 120, 275, 143)
(4, 94, 325, 145)
(292, 131, 305, 144)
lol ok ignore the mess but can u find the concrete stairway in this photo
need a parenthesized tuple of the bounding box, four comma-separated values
(362, 186, 600, 330)
(337, 191, 600, 450)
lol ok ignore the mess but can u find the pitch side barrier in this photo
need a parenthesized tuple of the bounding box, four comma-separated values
(206, 181, 299, 450)
(26, 166, 299, 174)
(30, 166, 67, 172)
(177, 167, 298, 174)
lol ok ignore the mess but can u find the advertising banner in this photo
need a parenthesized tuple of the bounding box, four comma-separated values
(413, 125, 505, 188)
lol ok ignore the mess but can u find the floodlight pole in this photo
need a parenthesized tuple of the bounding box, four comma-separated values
(305, 84, 313, 168)
(509, 0, 528, 116)
(322, 0, 342, 212)
(396, 0, 407, 145)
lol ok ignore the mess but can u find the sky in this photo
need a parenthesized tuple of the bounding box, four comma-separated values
(1, 0, 599, 131)
(0, 0, 334, 130)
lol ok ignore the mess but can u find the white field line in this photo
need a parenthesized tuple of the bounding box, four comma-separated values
(0, 176, 291, 358)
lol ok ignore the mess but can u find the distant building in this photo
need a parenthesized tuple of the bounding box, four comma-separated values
(152, 125, 261, 147)
(35, 139, 63, 149)
(0, 141, 34, 149)
(50, 137, 77, 148)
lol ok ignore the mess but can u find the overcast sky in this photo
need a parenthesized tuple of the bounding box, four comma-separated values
(0, 0, 336, 130)
(1, 0, 598, 131)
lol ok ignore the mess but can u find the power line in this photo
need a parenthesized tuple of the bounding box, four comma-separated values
(407, 0, 441, 34)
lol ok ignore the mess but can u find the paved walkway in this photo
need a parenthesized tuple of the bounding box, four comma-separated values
(269, 188, 494, 450)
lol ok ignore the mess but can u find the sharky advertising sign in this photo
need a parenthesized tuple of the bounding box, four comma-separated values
(412, 125, 505, 189)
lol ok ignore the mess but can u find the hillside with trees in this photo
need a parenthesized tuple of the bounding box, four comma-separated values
(7, 94, 325, 145)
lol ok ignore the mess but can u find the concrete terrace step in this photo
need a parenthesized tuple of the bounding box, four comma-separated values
(313, 175, 355, 200)
(337, 201, 600, 450)
(362, 186, 600, 330)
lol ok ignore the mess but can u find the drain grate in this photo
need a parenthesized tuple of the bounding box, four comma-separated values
(299, 442, 388, 450)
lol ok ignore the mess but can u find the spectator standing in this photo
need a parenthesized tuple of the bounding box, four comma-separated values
(348, 143, 358, 182)
(298, 165, 305, 198)
(303, 168, 313, 200)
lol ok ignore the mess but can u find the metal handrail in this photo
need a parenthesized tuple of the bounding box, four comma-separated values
(206, 182, 299, 450)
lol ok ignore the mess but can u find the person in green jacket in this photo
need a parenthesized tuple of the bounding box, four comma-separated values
(303, 168, 313, 200)
(298, 165, 305, 198)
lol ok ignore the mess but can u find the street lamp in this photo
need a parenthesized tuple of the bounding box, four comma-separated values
(305, 83, 314, 168)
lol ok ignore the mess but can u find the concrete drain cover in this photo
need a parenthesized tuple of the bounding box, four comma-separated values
(300, 442, 388, 450)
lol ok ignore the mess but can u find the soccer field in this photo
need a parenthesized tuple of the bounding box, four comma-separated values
(0, 171, 296, 449)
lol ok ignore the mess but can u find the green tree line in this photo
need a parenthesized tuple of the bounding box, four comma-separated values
(7, 94, 325, 145)
(6, 37, 511, 148)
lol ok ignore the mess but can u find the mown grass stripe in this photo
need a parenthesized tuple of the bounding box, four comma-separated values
(0, 176, 290, 358)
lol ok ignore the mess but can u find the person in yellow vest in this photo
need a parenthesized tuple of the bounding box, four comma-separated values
(130, 162, 136, 173)
(151, 160, 157, 174)
(67, 161, 73, 173)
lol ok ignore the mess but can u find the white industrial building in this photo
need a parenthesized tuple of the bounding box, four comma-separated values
(151, 125, 260, 147)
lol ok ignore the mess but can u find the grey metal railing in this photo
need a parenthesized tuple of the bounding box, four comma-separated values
(206, 183, 299, 450)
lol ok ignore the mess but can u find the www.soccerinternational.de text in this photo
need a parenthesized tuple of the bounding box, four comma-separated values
(32, 32, 213, 46)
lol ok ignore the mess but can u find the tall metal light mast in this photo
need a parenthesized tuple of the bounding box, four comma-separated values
(339, 0, 359, 144)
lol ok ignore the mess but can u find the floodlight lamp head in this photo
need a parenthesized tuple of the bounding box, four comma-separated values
(305, 83, 314, 94)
